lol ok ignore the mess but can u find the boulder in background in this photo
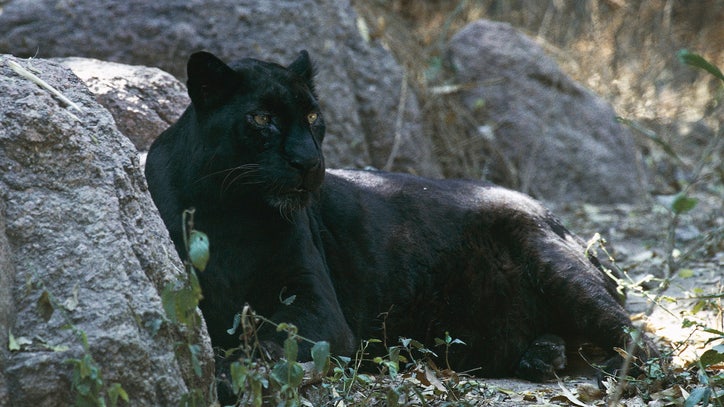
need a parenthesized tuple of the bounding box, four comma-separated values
(446, 20, 645, 203)
(58, 57, 190, 151)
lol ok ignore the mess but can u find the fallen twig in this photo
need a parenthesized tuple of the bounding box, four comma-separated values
(6, 58, 83, 121)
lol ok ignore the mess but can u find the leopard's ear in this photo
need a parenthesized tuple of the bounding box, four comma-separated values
(187, 51, 238, 111)
(288, 50, 316, 93)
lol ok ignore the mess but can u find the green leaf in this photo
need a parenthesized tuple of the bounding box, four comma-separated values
(288, 362, 304, 387)
(175, 286, 199, 323)
(10, 334, 32, 352)
(388, 346, 400, 363)
(44, 343, 70, 352)
(250, 375, 265, 407)
(188, 344, 202, 377)
(697, 367, 710, 386)
(145, 318, 163, 338)
(356, 373, 374, 385)
(188, 269, 202, 300)
(678, 268, 695, 278)
(79, 331, 90, 353)
(409, 339, 425, 349)
(63, 283, 80, 311)
(227, 312, 241, 335)
(188, 230, 210, 271)
(37, 290, 54, 322)
(311, 341, 330, 374)
(685, 386, 711, 407)
(692, 300, 707, 314)
(276, 322, 297, 335)
(280, 294, 296, 306)
(284, 336, 298, 362)
(79, 354, 93, 378)
(682, 318, 697, 328)
(271, 360, 303, 388)
(75, 381, 92, 397)
(702, 327, 724, 336)
(230, 361, 248, 395)
(382, 360, 399, 377)
(161, 285, 177, 322)
(8, 331, 19, 351)
(671, 193, 698, 214)
(108, 382, 129, 406)
(162, 275, 202, 326)
(700, 344, 724, 367)
(678, 49, 724, 81)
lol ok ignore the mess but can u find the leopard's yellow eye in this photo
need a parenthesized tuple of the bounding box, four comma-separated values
(253, 114, 271, 126)
(307, 112, 318, 124)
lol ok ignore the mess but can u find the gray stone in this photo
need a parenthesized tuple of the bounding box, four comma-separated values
(58, 57, 190, 151)
(446, 20, 644, 203)
(0, 55, 214, 406)
(0, 0, 441, 176)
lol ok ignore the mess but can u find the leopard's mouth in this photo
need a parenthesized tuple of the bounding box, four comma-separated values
(263, 170, 322, 214)
(286, 187, 313, 201)
(265, 187, 313, 215)
(279, 186, 310, 197)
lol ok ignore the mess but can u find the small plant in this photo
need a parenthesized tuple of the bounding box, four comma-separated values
(220, 305, 478, 406)
(434, 331, 466, 371)
(21, 277, 129, 406)
(65, 328, 129, 407)
(161, 208, 206, 331)
(323, 333, 473, 405)
(159, 208, 211, 405)
(326, 339, 377, 399)
(224, 306, 331, 406)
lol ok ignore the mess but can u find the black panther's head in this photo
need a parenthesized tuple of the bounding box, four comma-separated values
(184, 50, 325, 215)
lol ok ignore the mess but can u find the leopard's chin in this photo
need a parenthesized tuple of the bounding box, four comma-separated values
(266, 190, 312, 217)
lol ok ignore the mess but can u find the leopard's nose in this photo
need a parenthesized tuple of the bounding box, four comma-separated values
(289, 156, 321, 173)
(284, 128, 321, 174)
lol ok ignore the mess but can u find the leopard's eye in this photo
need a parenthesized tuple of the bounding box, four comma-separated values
(307, 112, 319, 125)
(252, 114, 271, 126)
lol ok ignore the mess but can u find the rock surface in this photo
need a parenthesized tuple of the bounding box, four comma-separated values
(0, 202, 13, 406)
(0, 55, 214, 406)
(0, 0, 441, 176)
(446, 20, 644, 203)
(58, 57, 190, 151)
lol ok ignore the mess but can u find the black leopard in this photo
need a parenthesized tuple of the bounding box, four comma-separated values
(144, 50, 656, 400)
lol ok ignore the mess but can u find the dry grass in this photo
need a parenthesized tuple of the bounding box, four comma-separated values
(351, 0, 723, 187)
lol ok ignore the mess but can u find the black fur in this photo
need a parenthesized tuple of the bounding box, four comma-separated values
(145, 51, 654, 391)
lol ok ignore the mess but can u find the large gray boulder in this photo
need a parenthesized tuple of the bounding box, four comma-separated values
(0, 55, 214, 406)
(0, 0, 441, 176)
(446, 20, 644, 203)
